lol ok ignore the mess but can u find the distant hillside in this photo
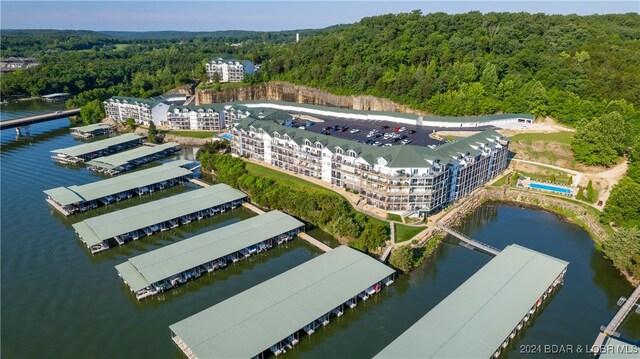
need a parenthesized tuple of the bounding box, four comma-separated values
(265, 11, 640, 124)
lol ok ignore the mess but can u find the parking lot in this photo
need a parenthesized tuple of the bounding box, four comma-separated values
(288, 114, 497, 148)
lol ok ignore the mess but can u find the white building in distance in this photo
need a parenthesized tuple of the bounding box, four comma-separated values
(206, 58, 253, 83)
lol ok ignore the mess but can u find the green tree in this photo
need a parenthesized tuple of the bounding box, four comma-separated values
(79, 99, 105, 125)
(125, 118, 136, 132)
(601, 177, 640, 228)
(147, 121, 158, 143)
(586, 180, 595, 202)
(389, 246, 414, 272)
(603, 226, 640, 276)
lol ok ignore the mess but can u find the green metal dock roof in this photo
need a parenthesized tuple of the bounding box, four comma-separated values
(375, 244, 568, 359)
(115, 211, 304, 291)
(70, 123, 113, 133)
(169, 245, 395, 358)
(598, 337, 640, 358)
(85, 142, 179, 170)
(51, 133, 143, 157)
(44, 161, 192, 206)
(72, 184, 246, 247)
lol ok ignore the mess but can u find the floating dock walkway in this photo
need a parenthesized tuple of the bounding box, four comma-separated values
(51, 133, 143, 164)
(44, 160, 194, 216)
(86, 142, 180, 175)
(170, 246, 395, 359)
(115, 211, 305, 300)
(70, 123, 114, 138)
(72, 184, 247, 254)
(592, 284, 640, 355)
(438, 223, 501, 256)
(375, 244, 568, 359)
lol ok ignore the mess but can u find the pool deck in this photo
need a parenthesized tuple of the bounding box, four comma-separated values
(520, 178, 576, 196)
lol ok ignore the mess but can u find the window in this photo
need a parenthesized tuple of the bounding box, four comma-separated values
(336, 148, 344, 154)
(316, 143, 323, 149)
(304, 139, 311, 146)
(348, 150, 357, 157)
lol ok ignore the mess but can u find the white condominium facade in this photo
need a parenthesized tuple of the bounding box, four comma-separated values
(104, 97, 156, 126)
(166, 105, 225, 131)
(206, 58, 245, 83)
(232, 112, 510, 215)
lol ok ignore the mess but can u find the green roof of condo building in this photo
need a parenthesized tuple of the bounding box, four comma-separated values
(85, 142, 179, 170)
(43, 161, 192, 206)
(169, 245, 395, 359)
(51, 133, 143, 157)
(375, 244, 568, 359)
(72, 184, 247, 247)
(115, 211, 304, 292)
(235, 115, 507, 167)
(107, 96, 159, 107)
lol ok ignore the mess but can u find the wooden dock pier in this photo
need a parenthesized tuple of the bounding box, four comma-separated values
(592, 284, 640, 353)
(437, 224, 500, 256)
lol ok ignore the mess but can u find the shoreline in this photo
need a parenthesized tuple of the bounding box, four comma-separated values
(427, 186, 638, 285)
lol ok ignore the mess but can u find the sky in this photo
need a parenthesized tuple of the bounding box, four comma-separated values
(2, 1, 639, 32)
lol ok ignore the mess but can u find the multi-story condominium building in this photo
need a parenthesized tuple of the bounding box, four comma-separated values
(104, 97, 157, 126)
(232, 112, 510, 215)
(206, 58, 247, 83)
(165, 105, 226, 131)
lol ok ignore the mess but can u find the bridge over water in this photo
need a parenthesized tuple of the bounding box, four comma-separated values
(0, 108, 80, 134)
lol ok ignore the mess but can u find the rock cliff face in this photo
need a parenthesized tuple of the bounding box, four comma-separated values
(196, 82, 426, 114)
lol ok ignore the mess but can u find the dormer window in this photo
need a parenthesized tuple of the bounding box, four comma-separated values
(348, 150, 357, 157)
(316, 143, 322, 149)
(304, 139, 311, 146)
(336, 148, 344, 154)
(284, 135, 290, 141)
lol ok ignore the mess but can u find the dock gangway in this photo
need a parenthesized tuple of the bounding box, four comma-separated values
(437, 224, 501, 256)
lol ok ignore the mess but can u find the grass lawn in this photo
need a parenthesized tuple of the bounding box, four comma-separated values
(161, 130, 216, 138)
(509, 131, 578, 169)
(245, 162, 334, 194)
(395, 223, 426, 243)
(517, 169, 572, 186)
(387, 213, 402, 222)
(491, 174, 509, 186)
(510, 131, 574, 145)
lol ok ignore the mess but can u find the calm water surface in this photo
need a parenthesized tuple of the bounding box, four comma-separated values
(2, 101, 638, 358)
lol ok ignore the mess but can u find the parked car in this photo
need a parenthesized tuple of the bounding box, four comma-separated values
(401, 139, 412, 145)
(349, 128, 360, 134)
(381, 125, 390, 129)
(394, 126, 401, 132)
(373, 141, 382, 146)
(408, 129, 416, 134)
(341, 126, 350, 132)
(321, 131, 331, 135)
(323, 126, 331, 131)
(306, 121, 315, 127)
(384, 143, 393, 147)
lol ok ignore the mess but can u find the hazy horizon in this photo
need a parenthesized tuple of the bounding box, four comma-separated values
(2, 1, 638, 32)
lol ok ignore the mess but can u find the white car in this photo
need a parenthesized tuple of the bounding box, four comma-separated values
(349, 128, 360, 134)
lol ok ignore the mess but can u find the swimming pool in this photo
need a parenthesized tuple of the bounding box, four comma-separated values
(220, 133, 232, 140)
(529, 182, 572, 195)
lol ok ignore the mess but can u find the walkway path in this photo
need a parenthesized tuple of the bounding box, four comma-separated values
(188, 178, 210, 188)
(593, 284, 640, 352)
(299, 233, 331, 252)
(511, 158, 582, 185)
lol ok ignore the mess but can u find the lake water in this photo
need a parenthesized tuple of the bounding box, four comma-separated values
(1, 101, 638, 358)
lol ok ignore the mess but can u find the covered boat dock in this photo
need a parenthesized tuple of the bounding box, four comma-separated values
(44, 160, 194, 216)
(70, 123, 114, 138)
(72, 184, 247, 254)
(375, 244, 568, 359)
(115, 211, 305, 300)
(86, 142, 180, 175)
(51, 133, 143, 164)
(169, 245, 395, 359)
